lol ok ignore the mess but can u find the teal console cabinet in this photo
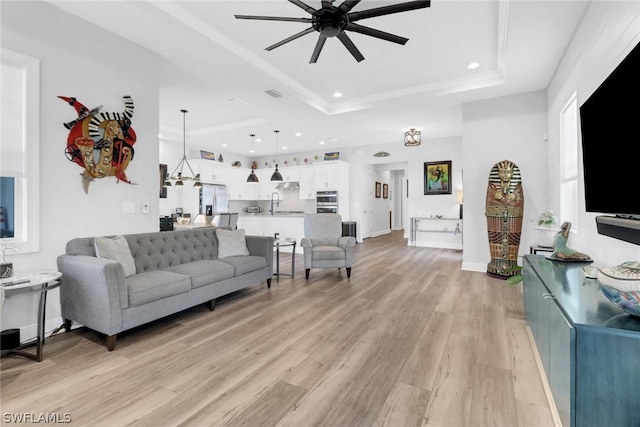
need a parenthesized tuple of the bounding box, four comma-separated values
(523, 255, 640, 427)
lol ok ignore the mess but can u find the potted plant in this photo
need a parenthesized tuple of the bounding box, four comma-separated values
(533, 210, 559, 248)
(1, 241, 15, 278)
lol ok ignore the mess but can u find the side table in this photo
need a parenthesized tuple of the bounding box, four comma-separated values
(1, 271, 62, 362)
(274, 240, 296, 282)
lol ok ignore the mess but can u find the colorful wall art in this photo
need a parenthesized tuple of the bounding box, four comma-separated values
(60, 95, 136, 193)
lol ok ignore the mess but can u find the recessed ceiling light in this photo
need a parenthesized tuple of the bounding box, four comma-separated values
(250, 149, 255, 153)
(333, 92, 342, 98)
(256, 138, 262, 142)
(222, 143, 228, 147)
(467, 62, 479, 70)
(282, 146, 288, 150)
(319, 141, 325, 145)
(295, 132, 301, 137)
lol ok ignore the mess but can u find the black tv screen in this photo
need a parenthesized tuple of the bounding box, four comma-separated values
(579, 41, 640, 217)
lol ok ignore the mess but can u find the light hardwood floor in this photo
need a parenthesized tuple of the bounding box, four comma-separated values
(1, 231, 554, 427)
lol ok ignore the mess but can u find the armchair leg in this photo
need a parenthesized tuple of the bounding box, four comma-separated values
(267, 278, 272, 288)
(64, 318, 72, 332)
(347, 268, 352, 278)
(305, 269, 310, 280)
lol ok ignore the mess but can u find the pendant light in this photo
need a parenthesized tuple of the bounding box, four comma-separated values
(404, 128, 421, 147)
(270, 130, 283, 181)
(247, 133, 259, 183)
(169, 109, 201, 187)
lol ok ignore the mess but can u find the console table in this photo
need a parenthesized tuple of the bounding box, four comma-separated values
(523, 255, 640, 427)
(409, 217, 462, 249)
(0, 271, 62, 362)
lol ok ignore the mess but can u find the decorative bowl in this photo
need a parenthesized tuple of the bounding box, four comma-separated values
(177, 217, 190, 225)
(598, 284, 640, 317)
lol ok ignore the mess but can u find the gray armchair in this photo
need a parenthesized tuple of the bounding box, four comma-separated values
(301, 213, 356, 279)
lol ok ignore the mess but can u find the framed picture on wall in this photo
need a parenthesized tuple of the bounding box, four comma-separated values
(424, 160, 452, 195)
(375, 181, 381, 198)
(159, 164, 167, 199)
(383, 184, 389, 199)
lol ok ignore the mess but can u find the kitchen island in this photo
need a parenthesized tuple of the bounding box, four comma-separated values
(237, 213, 306, 253)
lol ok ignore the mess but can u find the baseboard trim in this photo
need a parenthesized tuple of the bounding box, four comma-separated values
(525, 325, 563, 427)
(15, 316, 66, 343)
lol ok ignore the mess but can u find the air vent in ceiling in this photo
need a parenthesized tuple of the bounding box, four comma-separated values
(264, 89, 284, 98)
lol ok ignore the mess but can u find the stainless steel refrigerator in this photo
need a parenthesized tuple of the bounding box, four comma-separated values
(199, 184, 229, 216)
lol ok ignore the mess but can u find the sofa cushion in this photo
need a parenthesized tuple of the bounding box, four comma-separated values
(126, 270, 191, 307)
(95, 235, 136, 277)
(218, 255, 267, 276)
(163, 260, 234, 289)
(312, 246, 346, 261)
(216, 228, 250, 258)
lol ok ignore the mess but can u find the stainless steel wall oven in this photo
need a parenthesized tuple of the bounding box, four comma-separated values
(316, 190, 338, 214)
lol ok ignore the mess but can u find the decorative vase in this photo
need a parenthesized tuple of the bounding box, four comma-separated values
(1, 263, 13, 278)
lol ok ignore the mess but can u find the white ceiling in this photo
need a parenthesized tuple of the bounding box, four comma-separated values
(49, 0, 590, 157)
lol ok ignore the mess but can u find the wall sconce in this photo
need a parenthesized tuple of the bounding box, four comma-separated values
(456, 189, 464, 219)
(404, 128, 421, 146)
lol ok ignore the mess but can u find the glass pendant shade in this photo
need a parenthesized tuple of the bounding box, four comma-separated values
(271, 130, 283, 181)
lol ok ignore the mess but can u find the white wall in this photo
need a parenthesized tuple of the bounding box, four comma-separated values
(462, 91, 548, 272)
(1, 1, 161, 338)
(546, 1, 640, 267)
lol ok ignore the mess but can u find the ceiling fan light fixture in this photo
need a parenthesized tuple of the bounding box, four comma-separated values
(404, 128, 421, 147)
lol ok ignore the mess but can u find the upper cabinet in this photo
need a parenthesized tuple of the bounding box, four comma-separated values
(299, 166, 315, 199)
(315, 162, 341, 189)
(279, 166, 300, 182)
(193, 159, 229, 185)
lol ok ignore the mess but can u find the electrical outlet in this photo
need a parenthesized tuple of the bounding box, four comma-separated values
(142, 203, 149, 214)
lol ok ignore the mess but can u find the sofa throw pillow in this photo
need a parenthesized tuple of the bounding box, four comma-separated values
(94, 235, 136, 277)
(216, 228, 250, 258)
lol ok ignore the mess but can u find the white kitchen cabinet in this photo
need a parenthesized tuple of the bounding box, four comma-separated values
(299, 166, 315, 199)
(257, 169, 282, 201)
(315, 162, 341, 189)
(279, 166, 299, 182)
(228, 167, 254, 200)
(193, 159, 229, 185)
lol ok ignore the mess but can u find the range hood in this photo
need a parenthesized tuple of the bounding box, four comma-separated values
(275, 181, 300, 190)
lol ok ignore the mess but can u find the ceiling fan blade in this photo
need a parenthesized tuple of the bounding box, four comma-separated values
(310, 35, 328, 64)
(288, 0, 318, 15)
(337, 0, 361, 15)
(346, 23, 408, 45)
(235, 15, 312, 23)
(321, 0, 333, 10)
(266, 27, 316, 51)
(348, 0, 430, 22)
(337, 32, 365, 62)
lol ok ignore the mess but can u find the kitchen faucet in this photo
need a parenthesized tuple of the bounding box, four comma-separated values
(270, 192, 280, 215)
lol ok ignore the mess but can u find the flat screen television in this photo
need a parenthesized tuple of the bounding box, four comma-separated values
(579, 40, 640, 219)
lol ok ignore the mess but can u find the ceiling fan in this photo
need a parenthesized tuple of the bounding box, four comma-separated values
(235, 0, 431, 63)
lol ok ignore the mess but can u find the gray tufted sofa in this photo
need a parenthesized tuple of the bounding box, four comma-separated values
(57, 228, 273, 351)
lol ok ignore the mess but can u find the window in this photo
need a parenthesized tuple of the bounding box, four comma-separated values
(560, 92, 578, 229)
(0, 48, 40, 253)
